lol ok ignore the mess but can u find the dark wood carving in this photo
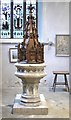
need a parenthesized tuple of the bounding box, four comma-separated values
(17, 4, 44, 64)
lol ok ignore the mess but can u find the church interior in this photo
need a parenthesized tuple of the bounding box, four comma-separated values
(0, 0, 70, 119)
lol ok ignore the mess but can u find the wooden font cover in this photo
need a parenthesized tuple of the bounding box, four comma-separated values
(18, 4, 44, 63)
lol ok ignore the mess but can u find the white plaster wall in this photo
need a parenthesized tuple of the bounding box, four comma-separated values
(1, 44, 22, 88)
(41, 2, 69, 86)
(0, 2, 69, 88)
(42, 2, 69, 42)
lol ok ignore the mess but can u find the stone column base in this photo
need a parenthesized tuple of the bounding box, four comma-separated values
(12, 94, 48, 115)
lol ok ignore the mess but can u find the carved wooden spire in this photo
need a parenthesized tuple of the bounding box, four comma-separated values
(18, 4, 44, 63)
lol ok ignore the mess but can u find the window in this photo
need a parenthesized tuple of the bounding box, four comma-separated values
(13, 0, 24, 38)
(1, 0, 11, 38)
(26, 1, 38, 28)
(0, 0, 38, 39)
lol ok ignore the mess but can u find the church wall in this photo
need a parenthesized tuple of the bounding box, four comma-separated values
(0, 44, 22, 88)
(0, 2, 69, 88)
(41, 2, 69, 86)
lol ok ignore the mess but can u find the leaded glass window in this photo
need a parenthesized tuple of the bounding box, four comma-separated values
(0, 0, 38, 39)
(13, 0, 23, 38)
(1, 0, 11, 38)
(26, 0, 37, 27)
